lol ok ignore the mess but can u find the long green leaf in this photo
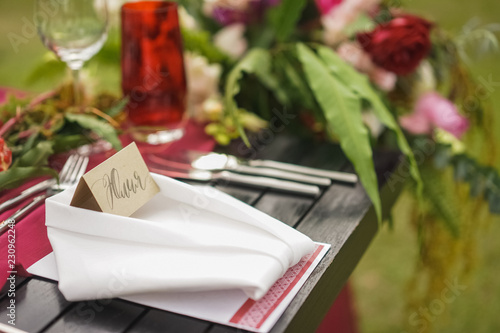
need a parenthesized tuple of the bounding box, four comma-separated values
(317, 46, 423, 196)
(65, 113, 122, 151)
(224, 49, 286, 146)
(0, 167, 58, 191)
(297, 43, 382, 221)
(268, 0, 307, 42)
(13, 141, 54, 168)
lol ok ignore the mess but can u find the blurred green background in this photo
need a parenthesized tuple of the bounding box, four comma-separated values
(0, 1, 499, 332)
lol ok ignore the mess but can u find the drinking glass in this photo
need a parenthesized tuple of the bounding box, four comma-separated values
(35, 0, 109, 104)
(121, 1, 187, 144)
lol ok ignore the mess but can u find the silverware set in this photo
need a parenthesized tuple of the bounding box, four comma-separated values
(147, 151, 358, 197)
(0, 149, 358, 233)
(0, 154, 89, 234)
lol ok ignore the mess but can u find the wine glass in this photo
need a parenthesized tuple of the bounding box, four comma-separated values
(35, 0, 109, 104)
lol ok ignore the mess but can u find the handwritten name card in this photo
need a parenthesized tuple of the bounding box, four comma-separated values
(70, 142, 160, 217)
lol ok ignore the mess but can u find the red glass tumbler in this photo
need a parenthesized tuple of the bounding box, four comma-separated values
(121, 1, 187, 143)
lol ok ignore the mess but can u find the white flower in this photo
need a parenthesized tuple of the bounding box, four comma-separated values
(413, 60, 437, 96)
(184, 53, 222, 120)
(370, 68, 397, 92)
(362, 110, 385, 138)
(214, 23, 248, 59)
(178, 6, 198, 30)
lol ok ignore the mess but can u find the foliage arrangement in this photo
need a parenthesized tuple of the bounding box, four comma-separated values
(0, 85, 124, 190)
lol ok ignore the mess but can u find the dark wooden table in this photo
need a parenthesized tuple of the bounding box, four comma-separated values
(0, 135, 401, 333)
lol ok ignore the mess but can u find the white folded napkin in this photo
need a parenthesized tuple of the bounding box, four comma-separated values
(46, 173, 315, 302)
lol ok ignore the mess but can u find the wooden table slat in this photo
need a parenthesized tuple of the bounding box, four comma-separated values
(42, 299, 146, 333)
(125, 309, 210, 333)
(0, 278, 71, 332)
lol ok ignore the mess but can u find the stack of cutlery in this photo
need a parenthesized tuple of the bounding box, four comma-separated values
(147, 151, 358, 197)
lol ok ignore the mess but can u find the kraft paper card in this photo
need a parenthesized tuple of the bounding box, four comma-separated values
(70, 142, 160, 216)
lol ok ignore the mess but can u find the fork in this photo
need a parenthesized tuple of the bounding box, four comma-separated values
(0, 155, 89, 235)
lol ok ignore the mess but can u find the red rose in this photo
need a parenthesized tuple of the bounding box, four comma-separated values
(357, 15, 433, 75)
(0, 138, 12, 172)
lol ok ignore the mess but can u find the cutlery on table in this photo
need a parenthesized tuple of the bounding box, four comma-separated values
(185, 151, 358, 184)
(0, 154, 89, 235)
(147, 154, 331, 187)
(149, 166, 321, 197)
(0, 141, 109, 215)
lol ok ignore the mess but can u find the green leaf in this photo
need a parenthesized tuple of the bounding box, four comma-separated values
(105, 97, 129, 118)
(224, 49, 285, 146)
(276, 54, 317, 111)
(52, 134, 92, 153)
(420, 165, 460, 237)
(268, 0, 307, 42)
(317, 46, 423, 197)
(0, 167, 58, 191)
(65, 113, 122, 151)
(297, 43, 382, 221)
(20, 131, 40, 155)
(343, 13, 375, 38)
(25, 56, 66, 86)
(14, 141, 54, 168)
(181, 28, 229, 64)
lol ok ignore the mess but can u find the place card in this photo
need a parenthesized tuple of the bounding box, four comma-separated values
(70, 142, 160, 217)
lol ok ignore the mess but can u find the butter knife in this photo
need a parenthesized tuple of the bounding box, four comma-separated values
(0, 179, 55, 214)
(149, 167, 321, 197)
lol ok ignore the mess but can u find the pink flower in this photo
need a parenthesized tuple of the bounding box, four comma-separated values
(400, 92, 469, 138)
(315, 0, 343, 15)
(337, 41, 397, 92)
(370, 68, 397, 92)
(321, 0, 381, 45)
(204, 0, 280, 26)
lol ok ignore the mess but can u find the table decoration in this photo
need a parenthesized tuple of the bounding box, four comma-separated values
(0, 85, 124, 191)
(1, 0, 499, 331)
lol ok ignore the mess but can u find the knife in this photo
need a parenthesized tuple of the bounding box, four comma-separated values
(149, 167, 321, 197)
(147, 154, 331, 187)
(0, 179, 55, 214)
(186, 152, 358, 184)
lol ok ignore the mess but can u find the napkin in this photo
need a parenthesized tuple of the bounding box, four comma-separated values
(45, 173, 315, 302)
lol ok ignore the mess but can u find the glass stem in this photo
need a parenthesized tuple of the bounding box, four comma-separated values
(72, 68, 80, 105)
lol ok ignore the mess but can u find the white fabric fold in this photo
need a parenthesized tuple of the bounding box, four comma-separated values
(46, 173, 315, 301)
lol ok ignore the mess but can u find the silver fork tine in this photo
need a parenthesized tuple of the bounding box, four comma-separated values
(58, 154, 77, 184)
(66, 156, 85, 186)
(74, 156, 89, 182)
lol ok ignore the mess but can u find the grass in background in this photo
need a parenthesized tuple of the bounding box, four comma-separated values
(0, 1, 499, 332)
